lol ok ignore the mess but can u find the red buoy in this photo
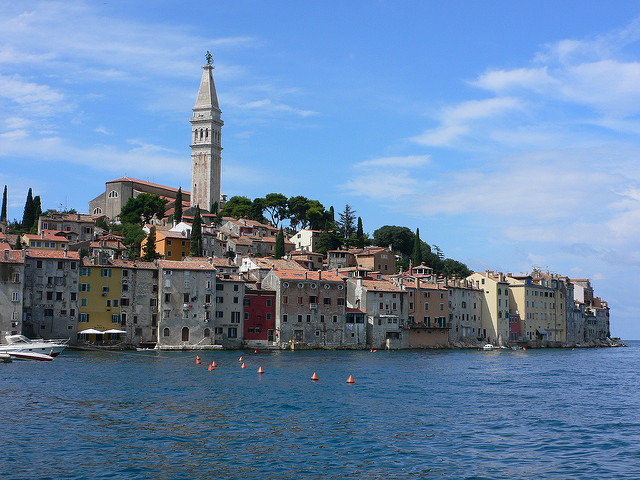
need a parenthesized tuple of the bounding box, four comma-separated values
(311, 372, 319, 381)
(239, 356, 243, 362)
(257, 366, 264, 374)
(208, 364, 214, 371)
(241, 362, 247, 369)
(211, 360, 218, 367)
(196, 355, 201, 365)
(346, 374, 355, 384)
(254, 349, 258, 354)
(523, 347, 526, 351)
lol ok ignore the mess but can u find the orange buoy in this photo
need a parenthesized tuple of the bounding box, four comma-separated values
(523, 347, 526, 351)
(572, 348, 575, 351)
(373, 350, 377, 352)
(257, 366, 264, 374)
(346, 374, 355, 384)
(254, 349, 258, 354)
(211, 360, 218, 367)
(370, 349, 373, 352)
(241, 362, 247, 369)
(208, 364, 214, 371)
(239, 356, 243, 362)
(311, 372, 319, 381)
(196, 355, 201, 365)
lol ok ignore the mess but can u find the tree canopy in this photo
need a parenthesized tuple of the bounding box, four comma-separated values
(119, 194, 167, 226)
(373, 225, 415, 257)
(190, 205, 203, 257)
(174, 187, 183, 223)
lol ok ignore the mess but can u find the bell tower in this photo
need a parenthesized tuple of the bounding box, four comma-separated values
(190, 51, 222, 212)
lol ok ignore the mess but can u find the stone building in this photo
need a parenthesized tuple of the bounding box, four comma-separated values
(212, 273, 245, 348)
(446, 278, 483, 343)
(157, 259, 217, 347)
(38, 213, 96, 244)
(263, 269, 347, 348)
(0, 250, 24, 341)
(110, 259, 159, 348)
(22, 249, 80, 341)
(347, 277, 408, 349)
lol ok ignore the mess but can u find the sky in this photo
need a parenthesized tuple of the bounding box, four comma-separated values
(1, 1, 640, 338)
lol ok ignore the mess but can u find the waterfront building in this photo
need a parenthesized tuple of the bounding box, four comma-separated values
(505, 273, 566, 344)
(445, 278, 483, 343)
(157, 259, 217, 347)
(190, 55, 223, 213)
(347, 277, 408, 349)
(467, 271, 510, 345)
(110, 259, 159, 348)
(262, 269, 347, 348)
(212, 273, 245, 348)
(22, 249, 80, 341)
(239, 256, 307, 282)
(243, 282, 276, 347)
(401, 278, 448, 348)
(0, 249, 24, 341)
(78, 258, 123, 341)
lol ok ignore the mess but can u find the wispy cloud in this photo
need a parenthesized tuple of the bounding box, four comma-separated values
(354, 155, 430, 168)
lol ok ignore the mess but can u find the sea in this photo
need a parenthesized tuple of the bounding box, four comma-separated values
(2, 342, 639, 480)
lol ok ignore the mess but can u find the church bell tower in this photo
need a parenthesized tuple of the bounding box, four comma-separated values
(190, 51, 222, 212)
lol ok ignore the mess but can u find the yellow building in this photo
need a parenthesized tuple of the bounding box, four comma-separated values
(141, 227, 191, 260)
(467, 271, 510, 345)
(507, 273, 566, 343)
(78, 259, 123, 338)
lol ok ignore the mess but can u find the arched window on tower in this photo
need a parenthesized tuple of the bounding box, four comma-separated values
(200, 129, 203, 140)
(193, 130, 197, 143)
(93, 207, 103, 215)
(205, 129, 208, 139)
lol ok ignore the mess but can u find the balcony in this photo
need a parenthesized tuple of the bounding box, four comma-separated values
(310, 303, 318, 310)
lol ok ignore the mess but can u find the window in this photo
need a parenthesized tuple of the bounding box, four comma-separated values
(165, 279, 172, 288)
(332, 315, 338, 323)
(103, 286, 109, 294)
(184, 293, 190, 303)
(181, 327, 189, 342)
(108, 190, 118, 198)
(184, 280, 190, 288)
(424, 302, 429, 310)
(337, 298, 344, 306)
(215, 327, 223, 334)
(266, 313, 271, 320)
(70, 292, 77, 301)
(234, 284, 239, 291)
(12, 292, 19, 302)
(297, 297, 303, 304)
(106, 300, 111, 307)
(80, 283, 90, 292)
(297, 315, 303, 322)
(215, 311, 223, 318)
(283, 314, 288, 323)
(81, 298, 87, 307)
(233, 297, 238, 304)
(266, 299, 272, 307)
(80, 313, 90, 322)
(101, 268, 111, 277)
(56, 292, 63, 301)
(216, 283, 224, 290)
(228, 327, 237, 339)
(112, 314, 120, 323)
(57, 261, 63, 270)
(440, 303, 444, 311)
(163, 328, 170, 337)
(283, 296, 288, 304)
(231, 312, 240, 323)
(36, 260, 42, 268)
(205, 294, 211, 304)
(113, 299, 119, 307)
(306, 314, 311, 323)
(216, 296, 223, 303)
(320, 315, 325, 323)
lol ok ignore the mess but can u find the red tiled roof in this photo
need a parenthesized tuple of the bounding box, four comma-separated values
(157, 259, 216, 271)
(26, 249, 80, 259)
(0, 250, 24, 263)
(271, 269, 343, 282)
(106, 177, 190, 195)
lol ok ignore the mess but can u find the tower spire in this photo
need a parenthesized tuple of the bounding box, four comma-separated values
(190, 52, 223, 213)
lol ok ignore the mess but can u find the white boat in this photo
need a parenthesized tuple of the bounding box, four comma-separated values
(0, 335, 68, 357)
(8, 351, 54, 361)
(482, 344, 495, 351)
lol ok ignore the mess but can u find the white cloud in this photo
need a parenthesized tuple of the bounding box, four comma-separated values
(355, 155, 430, 168)
(410, 97, 522, 147)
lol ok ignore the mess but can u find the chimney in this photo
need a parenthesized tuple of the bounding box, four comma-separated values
(318, 270, 322, 280)
(356, 277, 362, 288)
(256, 281, 262, 290)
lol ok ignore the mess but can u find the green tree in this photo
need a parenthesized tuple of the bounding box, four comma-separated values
(315, 230, 342, 254)
(119, 194, 167, 225)
(111, 222, 146, 259)
(190, 205, 203, 257)
(412, 228, 422, 267)
(356, 217, 364, 249)
(220, 196, 253, 219)
(441, 258, 472, 278)
(174, 187, 183, 223)
(30, 196, 42, 234)
(14, 235, 21, 250)
(1, 185, 7, 222)
(373, 225, 415, 256)
(274, 227, 285, 259)
(142, 226, 160, 261)
(338, 204, 357, 241)
(22, 188, 34, 230)
(263, 193, 288, 227)
(287, 195, 311, 230)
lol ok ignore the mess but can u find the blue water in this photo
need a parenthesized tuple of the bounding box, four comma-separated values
(2, 343, 639, 479)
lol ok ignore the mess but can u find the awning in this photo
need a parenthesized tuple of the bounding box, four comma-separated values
(536, 328, 548, 335)
(103, 329, 126, 334)
(79, 328, 104, 335)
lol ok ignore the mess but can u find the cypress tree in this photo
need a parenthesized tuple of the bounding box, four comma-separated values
(356, 217, 364, 248)
(412, 228, 422, 269)
(174, 187, 183, 223)
(189, 205, 202, 257)
(14, 235, 21, 250)
(30, 196, 42, 233)
(142, 226, 159, 261)
(22, 188, 34, 230)
(274, 227, 285, 259)
(1, 185, 7, 222)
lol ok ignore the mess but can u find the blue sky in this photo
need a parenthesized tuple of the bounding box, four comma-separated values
(2, 1, 640, 337)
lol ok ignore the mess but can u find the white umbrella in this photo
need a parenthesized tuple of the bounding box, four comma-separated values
(103, 329, 126, 334)
(79, 328, 104, 335)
